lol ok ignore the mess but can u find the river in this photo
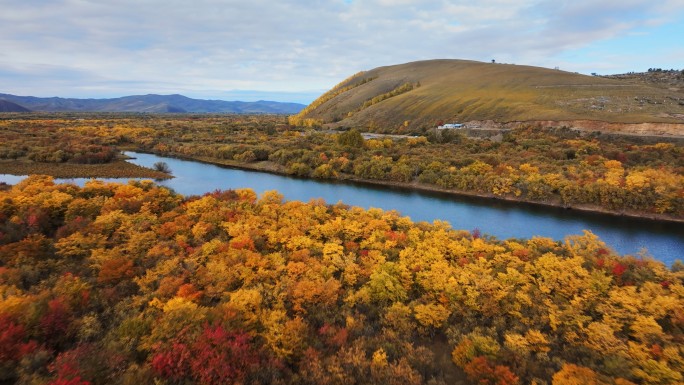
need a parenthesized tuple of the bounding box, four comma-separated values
(2, 151, 683, 265)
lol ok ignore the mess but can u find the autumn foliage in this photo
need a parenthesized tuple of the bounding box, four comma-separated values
(0, 176, 682, 384)
(1, 116, 682, 218)
(151, 325, 259, 385)
(464, 356, 518, 385)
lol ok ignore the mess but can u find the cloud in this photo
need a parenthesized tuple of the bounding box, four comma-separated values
(0, 0, 682, 101)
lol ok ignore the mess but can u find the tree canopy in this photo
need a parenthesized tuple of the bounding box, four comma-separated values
(1, 176, 682, 384)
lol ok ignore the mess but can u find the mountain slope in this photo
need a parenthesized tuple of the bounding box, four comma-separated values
(0, 99, 31, 112)
(0, 93, 305, 114)
(294, 59, 684, 131)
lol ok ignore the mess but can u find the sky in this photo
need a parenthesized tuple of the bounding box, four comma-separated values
(1, 0, 683, 104)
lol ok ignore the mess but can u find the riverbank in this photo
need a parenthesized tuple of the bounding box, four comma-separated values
(0, 158, 172, 180)
(4, 148, 679, 224)
(129, 149, 684, 224)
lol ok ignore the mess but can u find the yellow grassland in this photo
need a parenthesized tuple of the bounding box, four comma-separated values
(297, 59, 684, 131)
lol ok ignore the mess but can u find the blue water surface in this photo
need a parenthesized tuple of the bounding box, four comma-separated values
(3, 151, 682, 265)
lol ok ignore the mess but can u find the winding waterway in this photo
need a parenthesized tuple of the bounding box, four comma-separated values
(2, 151, 683, 265)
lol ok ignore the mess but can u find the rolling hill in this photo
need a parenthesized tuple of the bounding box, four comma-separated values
(0, 99, 31, 112)
(293, 59, 684, 134)
(0, 93, 305, 114)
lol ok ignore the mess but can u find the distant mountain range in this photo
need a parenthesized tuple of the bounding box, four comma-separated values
(0, 93, 306, 114)
(0, 99, 31, 112)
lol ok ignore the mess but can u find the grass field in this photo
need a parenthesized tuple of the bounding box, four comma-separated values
(297, 59, 684, 131)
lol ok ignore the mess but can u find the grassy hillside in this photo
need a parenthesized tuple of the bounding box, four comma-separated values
(294, 59, 684, 131)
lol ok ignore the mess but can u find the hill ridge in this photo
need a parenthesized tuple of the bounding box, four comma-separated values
(293, 59, 684, 132)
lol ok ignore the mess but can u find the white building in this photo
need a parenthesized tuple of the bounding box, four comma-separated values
(438, 123, 463, 129)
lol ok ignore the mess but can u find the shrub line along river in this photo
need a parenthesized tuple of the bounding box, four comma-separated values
(2, 151, 683, 266)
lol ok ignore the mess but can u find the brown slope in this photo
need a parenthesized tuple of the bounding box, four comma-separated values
(295, 59, 684, 133)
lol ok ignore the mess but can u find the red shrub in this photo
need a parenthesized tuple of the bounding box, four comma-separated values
(464, 356, 519, 385)
(151, 325, 259, 385)
(0, 313, 36, 362)
(151, 342, 192, 380)
(612, 263, 628, 277)
(40, 298, 73, 344)
(190, 326, 258, 385)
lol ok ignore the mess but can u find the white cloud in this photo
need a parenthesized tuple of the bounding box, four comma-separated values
(0, 0, 682, 101)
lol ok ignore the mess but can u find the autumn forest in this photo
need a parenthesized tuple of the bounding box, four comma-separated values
(0, 114, 683, 385)
(1, 115, 682, 218)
